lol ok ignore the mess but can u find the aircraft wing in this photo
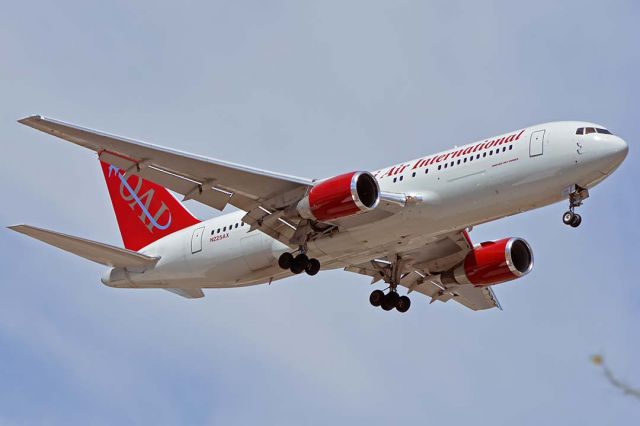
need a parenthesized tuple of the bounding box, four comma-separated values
(344, 230, 501, 311)
(19, 115, 313, 245)
(18, 115, 418, 248)
(19, 115, 311, 212)
(8, 225, 159, 269)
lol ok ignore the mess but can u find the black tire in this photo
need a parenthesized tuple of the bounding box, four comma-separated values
(294, 253, 309, 268)
(571, 213, 582, 228)
(369, 290, 384, 307)
(305, 258, 321, 276)
(381, 292, 399, 311)
(562, 211, 575, 225)
(396, 296, 411, 313)
(290, 262, 305, 274)
(278, 252, 293, 269)
(290, 253, 309, 274)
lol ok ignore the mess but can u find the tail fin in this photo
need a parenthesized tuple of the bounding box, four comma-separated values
(100, 161, 200, 251)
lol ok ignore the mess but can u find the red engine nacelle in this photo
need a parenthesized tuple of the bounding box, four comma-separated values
(297, 171, 380, 222)
(451, 238, 534, 287)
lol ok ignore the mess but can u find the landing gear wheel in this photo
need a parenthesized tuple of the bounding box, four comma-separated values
(305, 258, 321, 276)
(570, 213, 582, 228)
(290, 263, 305, 274)
(369, 290, 385, 307)
(278, 252, 293, 269)
(381, 291, 399, 311)
(290, 253, 309, 274)
(562, 211, 575, 225)
(396, 296, 411, 313)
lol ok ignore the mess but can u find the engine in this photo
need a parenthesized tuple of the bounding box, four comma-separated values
(297, 171, 380, 222)
(444, 237, 534, 287)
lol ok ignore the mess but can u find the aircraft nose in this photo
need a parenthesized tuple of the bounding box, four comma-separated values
(600, 135, 628, 174)
(608, 136, 629, 163)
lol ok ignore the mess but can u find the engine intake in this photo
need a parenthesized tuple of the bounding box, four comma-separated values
(450, 237, 533, 287)
(297, 171, 380, 222)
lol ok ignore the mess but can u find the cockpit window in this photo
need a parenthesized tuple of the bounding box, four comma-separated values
(577, 127, 613, 136)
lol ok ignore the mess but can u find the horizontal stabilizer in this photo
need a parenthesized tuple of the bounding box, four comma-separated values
(8, 225, 159, 268)
(165, 288, 205, 299)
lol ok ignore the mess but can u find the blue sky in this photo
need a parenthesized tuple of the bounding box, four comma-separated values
(1, 1, 638, 424)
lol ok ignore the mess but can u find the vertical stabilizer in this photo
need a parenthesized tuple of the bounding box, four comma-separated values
(100, 161, 200, 250)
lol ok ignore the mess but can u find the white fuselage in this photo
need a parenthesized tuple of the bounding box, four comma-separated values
(101, 121, 628, 290)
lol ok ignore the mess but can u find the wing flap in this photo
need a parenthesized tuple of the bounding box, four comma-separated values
(452, 284, 501, 311)
(165, 288, 205, 299)
(8, 225, 159, 268)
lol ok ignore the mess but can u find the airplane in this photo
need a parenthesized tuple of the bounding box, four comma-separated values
(8, 116, 628, 312)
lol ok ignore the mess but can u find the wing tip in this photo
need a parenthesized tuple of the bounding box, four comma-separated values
(18, 114, 45, 124)
(17, 115, 46, 126)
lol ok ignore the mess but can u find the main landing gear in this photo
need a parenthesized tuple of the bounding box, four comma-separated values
(369, 288, 411, 313)
(278, 251, 321, 276)
(562, 185, 589, 228)
(367, 254, 412, 313)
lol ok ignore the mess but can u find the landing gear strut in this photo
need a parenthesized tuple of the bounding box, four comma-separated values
(562, 185, 589, 228)
(278, 251, 321, 276)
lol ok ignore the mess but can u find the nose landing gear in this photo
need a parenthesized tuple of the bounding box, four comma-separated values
(278, 251, 321, 276)
(562, 211, 582, 228)
(562, 185, 589, 228)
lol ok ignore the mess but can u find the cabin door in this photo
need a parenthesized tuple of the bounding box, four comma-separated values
(529, 129, 545, 157)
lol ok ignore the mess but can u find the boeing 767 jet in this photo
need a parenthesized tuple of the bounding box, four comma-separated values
(9, 116, 628, 312)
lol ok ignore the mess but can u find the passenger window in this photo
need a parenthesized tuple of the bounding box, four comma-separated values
(211, 230, 214, 235)
(425, 168, 429, 174)
(393, 177, 397, 183)
(450, 161, 454, 167)
(502, 147, 506, 152)
(576, 128, 584, 135)
(223, 226, 227, 232)
(457, 159, 461, 165)
(476, 154, 480, 159)
(438, 165, 441, 170)
(509, 145, 513, 150)
(463, 158, 467, 163)
(469, 156, 473, 161)
(399, 175, 403, 181)
(444, 163, 448, 169)
(585, 127, 595, 134)
(483, 152, 487, 157)
(241, 222, 244, 226)
(412, 172, 416, 177)
(217, 228, 220, 233)
(489, 150, 493, 155)
(235, 223, 238, 228)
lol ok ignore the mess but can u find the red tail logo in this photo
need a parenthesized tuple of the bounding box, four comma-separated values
(100, 161, 200, 250)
